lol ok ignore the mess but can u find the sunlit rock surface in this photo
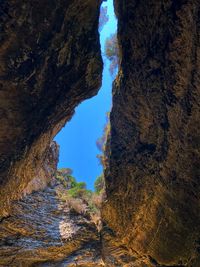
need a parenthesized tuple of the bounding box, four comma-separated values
(0, 184, 103, 267)
(0, 0, 102, 216)
(102, 0, 200, 266)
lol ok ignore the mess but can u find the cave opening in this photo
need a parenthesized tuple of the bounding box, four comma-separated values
(54, 0, 118, 193)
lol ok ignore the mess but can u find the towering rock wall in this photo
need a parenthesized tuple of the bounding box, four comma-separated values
(102, 0, 200, 266)
(0, 0, 102, 216)
(1, 0, 200, 266)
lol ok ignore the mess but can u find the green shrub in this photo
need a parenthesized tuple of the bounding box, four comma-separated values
(67, 180, 93, 200)
(56, 168, 104, 224)
(96, 112, 110, 168)
(56, 169, 78, 188)
(94, 174, 105, 193)
(105, 33, 119, 75)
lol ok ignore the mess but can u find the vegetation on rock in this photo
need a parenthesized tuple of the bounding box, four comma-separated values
(105, 33, 119, 75)
(55, 169, 104, 222)
(94, 174, 105, 194)
(96, 112, 110, 168)
(99, 6, 109, 32)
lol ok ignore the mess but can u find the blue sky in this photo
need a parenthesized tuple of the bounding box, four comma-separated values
(54, 0, 117, 190)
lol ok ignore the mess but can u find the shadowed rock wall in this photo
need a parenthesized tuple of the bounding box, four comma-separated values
(1, 0, 200, 266)
(0, 0, 102, 216)
(102, 0, 200, 266)
(23, 141, 59, 196)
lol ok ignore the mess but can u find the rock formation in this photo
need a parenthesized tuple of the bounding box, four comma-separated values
(23, 141, 59, 196)
(102, 0, 200, 266)
(0, 0, 102, 216)
(0, 0, 200, 266)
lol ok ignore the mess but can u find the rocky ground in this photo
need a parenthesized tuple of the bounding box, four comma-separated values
(0, 184, 104, 267)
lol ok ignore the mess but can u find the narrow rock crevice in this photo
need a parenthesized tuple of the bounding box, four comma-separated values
(0, 0, 200, 266)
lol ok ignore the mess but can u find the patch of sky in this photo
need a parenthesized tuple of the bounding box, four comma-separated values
(54, 0, 117, 190)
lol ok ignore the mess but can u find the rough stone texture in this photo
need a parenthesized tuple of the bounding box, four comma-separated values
(0, 0, 102, 217)
(1, 0, 200, 266)
(0, 185, 104, 267)
(102, 0, 200, 266)
(23, 141, 59, 196)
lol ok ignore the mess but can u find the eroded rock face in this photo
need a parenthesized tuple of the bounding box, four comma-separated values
(102, 0, 200, 266)
(0, 185, 103, 267)
(23, 141, 59, 195)
(1, 0, 200, 266)
(0, 0, 102, 216)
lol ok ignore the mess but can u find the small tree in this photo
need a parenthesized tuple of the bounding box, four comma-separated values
(56, 168, 76, 188)
(99, 6, 109, 32)
(96, 112, 110, 168)
(68, 183, 86, 198)
(105, 33, 119, 75)
(59, 168, 73, 176)
(94, 174, 105, 193)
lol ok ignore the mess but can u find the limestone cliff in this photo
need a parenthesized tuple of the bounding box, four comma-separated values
(0, 0, 102, 217)
(102, 0, 200, 266)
